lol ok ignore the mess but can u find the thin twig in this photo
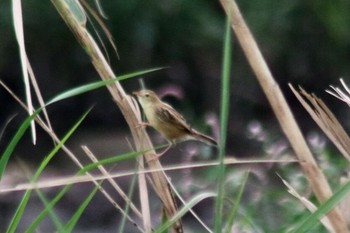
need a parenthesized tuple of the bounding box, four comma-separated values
(0, 158, 299, 193)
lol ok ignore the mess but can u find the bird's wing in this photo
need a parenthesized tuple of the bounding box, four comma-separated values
(155, 103, 192, 131)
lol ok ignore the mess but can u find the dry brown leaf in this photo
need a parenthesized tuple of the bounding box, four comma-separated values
(279, 175, 335, 233)
(290, 85, 350, 162)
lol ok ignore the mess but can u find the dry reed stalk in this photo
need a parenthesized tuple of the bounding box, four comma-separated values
(51, 1, 183, 232)
(219, 0, 349, 232)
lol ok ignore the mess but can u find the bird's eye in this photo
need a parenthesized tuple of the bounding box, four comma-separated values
(145, 94, 149, 98)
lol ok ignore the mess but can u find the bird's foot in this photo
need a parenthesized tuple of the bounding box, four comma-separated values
(146, 144, 172, 162)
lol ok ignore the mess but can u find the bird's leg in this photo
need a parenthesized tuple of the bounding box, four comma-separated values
(147, 141, 174, 162)
(155, 140, 176, 158)
(156, 144, 172, 158)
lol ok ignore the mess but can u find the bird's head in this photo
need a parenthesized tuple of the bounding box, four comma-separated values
(132, 90, 161, 107)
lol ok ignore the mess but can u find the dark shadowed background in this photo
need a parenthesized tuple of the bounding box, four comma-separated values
(1, 1, 350, 155)
(1, 0, 350, 232)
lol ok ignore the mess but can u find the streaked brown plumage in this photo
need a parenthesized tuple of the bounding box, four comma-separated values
(133, 89, 217, 157)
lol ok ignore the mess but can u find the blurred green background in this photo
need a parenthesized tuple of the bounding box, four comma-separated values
(1, 1, 350, 153)
(1, 0, 350, 232)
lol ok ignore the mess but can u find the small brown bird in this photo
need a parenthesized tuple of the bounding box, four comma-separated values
(133, 89, 217, 158)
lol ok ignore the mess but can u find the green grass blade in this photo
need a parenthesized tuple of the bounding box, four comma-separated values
(47, 67, 165, 105)
(6, 109, 91, 233)
(225, 172, 250, 233)
(0, 60, 150, 178)
(6, 185, 33, 233)
(79, 143, 167, 174)
(214, 17, 232, 233)
(17, 132, 162, 232)
(35, 189, 65, 232)
(81, 150, 143, 173)
(118, 169, 138, 233)
(0, 110, 39, 180)
(26, 147, 147, 231)
(154, 192, 217, 233)
(64, 182, 101, 232)
(26, 182, 74, 233)
(293, 180, 350, 233)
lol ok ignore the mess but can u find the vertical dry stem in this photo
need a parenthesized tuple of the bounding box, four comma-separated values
(51, 1, 182, 232)
(219, 0, 348, 232)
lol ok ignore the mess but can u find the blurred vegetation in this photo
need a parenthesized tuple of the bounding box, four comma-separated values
(1, 0, 350, 136)
(0, 0, 349, 170)
(1, 1, 350, 232)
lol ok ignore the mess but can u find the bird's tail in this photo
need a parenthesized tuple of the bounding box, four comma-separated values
(190, 129, 218, 146)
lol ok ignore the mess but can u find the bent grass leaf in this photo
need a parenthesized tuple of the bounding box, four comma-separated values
(154, 192, 217, 233)
(64, 182, 101, 232)
(26, 147, 147, 231)
(6, 109, 91, 233)
(293, 180, 350, 233)
(47, 67, 165, 105)
(0, 110, 39, 180)
(35, 189, 65, 232)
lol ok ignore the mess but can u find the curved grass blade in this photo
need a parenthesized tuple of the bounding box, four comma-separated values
(35, 189, 65, 232)
(118, 170, 138, 233)
(47, 67, 165, 105)
(293, 180, 350, 233)
(0, 110, 40, 180)
(6, 108, 91, 233)
(224, 171, 250, 233)
(80, 147, 152, 173)
(64, 182, 101, 232)
(0, 114, 17, 142)
(154, 192, 217, 233)
(25, 147, 150, 231)
(94, 0, 108, 19)
(27, 182, 75, 232)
